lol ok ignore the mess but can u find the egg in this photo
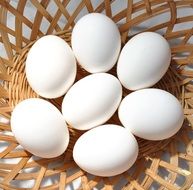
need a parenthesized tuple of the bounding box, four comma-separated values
(73, 124, 138, 177)
(117, 32, 171, 90)
(71, 13, 121, 73)
(118, 89, 184, 140)
(11, 98, 69, 158)
(26, 35, 76, 99)
(62, 73, 122, 130)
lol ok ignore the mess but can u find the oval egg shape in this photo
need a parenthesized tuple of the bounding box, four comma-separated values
(117, 32, 171, 90)
(26, 35, 76, 99)
(73, 124, 138, 177)
(62, 73, 122, 130)
(118, 89, 184, 140)
(11, 98, 69, 158)
(72, 13, 121, 73)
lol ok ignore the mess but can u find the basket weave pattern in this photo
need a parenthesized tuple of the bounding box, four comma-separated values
(0, 0, 193, 189)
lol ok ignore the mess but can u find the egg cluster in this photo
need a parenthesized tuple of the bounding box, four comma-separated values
(10, 13, 184, 177)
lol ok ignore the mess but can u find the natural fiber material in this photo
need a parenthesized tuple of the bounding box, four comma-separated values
(0, 0, 193, 189)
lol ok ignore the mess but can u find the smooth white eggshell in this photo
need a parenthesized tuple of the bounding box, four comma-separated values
(62, 73, 122, 130)
(11, 98, 69, 158)
(72, 13, 121, 73)
(26, 35, 76, 99)
(118, 89, 184, 140)
(73, 124, 138, 177)
(117, 32, 171, 90)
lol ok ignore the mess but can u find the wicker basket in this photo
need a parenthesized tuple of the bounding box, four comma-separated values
(0, 0, 193, 189)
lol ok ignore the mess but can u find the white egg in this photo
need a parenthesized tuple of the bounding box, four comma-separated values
(118, 89, 184, 140)
(26, 35, 76, 99)
(71, 13, 121, 73)
(11, 98, 69, 158)
(117, 32, 171, 90)
(62, 73, 122, 130)
(73, 124, 138, 177)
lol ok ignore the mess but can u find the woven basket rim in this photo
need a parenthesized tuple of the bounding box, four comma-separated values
(0, 1, 193, 190)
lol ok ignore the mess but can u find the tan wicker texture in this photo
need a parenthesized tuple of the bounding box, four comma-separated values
(0, 0, 193, 189)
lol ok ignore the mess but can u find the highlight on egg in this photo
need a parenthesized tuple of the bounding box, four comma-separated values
(62, 73, 122, 130)
(73, 124, 139, 177)
(71, 13, 121, 73)
(118, 88, 184, 140)
(11, 98, 69, 158)
(26, 35, 77, 99)
(117, 32, 171, 90)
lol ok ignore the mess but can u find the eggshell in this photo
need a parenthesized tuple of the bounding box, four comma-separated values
(11, 98, 69, 158)
(117, 32, 171, 90)
(62, 73, 122, 130)
(118, 89, 184, 140)
(73, 124, 138, 177)
(71, 13, 121, 73)
(26, 35, 76, 99)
